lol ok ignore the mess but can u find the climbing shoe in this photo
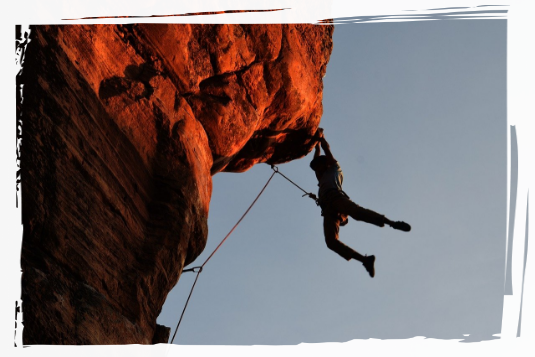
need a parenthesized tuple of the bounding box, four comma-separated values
(362, 255, 375, 278)
(391, 221, 411, 232)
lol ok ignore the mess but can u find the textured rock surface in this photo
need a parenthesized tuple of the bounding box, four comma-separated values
(20, 24, 333, 344)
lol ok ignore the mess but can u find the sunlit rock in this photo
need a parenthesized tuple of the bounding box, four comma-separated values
(20, 24, 333, 344)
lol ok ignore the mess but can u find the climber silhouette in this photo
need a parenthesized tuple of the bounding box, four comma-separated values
(309, 129, 411, 278)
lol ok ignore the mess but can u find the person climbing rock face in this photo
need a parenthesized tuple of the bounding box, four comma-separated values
(309, 128, 411, 278)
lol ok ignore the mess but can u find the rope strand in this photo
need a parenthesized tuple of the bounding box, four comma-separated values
(171, 165, 316, 344)
(270, 165, 318, 203)
(170, 170, 277, 344)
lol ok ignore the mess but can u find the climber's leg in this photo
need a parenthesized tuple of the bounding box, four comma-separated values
(332, 197, 411, 232)
(323, 213, 365, 262)
(331, 196, 386, 227)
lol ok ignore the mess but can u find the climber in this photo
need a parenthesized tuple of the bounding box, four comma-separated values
(309, 129, 411, 278)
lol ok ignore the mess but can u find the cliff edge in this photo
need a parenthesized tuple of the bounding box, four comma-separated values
(19, 24, 333, 344)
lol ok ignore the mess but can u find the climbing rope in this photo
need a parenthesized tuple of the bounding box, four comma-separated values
(170, 170, 276, 344)
(170, 164, 316, 344)
(270, 164, 318, 204)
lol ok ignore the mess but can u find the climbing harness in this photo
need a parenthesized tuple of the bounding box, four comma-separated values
(170, 164, 316, 344)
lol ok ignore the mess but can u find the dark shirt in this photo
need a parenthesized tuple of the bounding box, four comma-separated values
(318, 162, 344, 199)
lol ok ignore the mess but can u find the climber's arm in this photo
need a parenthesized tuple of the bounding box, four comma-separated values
(314, 141, 321, 158)
(313, 128, 323, 158)
(319, 136, 337, 166)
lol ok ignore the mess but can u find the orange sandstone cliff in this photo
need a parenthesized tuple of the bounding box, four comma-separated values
(19, 24, 333, 344)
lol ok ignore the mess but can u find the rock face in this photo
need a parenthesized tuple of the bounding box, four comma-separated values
(19, 24, 333, 344)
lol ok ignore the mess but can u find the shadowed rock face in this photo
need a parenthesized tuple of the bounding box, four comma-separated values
(19, 24, 333, 344)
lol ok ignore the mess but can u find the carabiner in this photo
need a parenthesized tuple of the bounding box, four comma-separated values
(183, 266, 203, 274)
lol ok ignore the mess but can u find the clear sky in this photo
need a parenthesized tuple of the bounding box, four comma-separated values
(157, 19, 507, 344)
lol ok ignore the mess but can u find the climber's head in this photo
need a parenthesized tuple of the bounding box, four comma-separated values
(310, 155, 328, 173)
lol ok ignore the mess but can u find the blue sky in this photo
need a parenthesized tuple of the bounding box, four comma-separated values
(157, 19, 507, 344)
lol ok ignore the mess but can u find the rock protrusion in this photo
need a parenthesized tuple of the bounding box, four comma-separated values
(20, 23, 333, 344)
